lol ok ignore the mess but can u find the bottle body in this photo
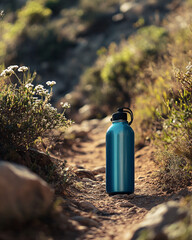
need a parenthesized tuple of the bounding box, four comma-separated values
(106, 120, 134, 194)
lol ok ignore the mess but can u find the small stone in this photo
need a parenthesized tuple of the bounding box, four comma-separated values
(128, 207, 137, 215)
(72, 216, 100, 227)
(112, 13, 124, 22)
(75, 169, 96, 180)
(76, 165, 85, 169)
(78, 201, 98, 212)
(81, 178, 95, 183)
(92, 167, 106, 175)
(96, 174, 104, 181)
(138, 176, 145, 180)
(69, 219, 88, 232)
(95, 140, 106, 148)
(119, 202, 134, 208)
(120, 2, 136, 13)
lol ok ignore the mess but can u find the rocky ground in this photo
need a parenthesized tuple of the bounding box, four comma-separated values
(47, 117, 192, 240)
(0, 117, 191, 240)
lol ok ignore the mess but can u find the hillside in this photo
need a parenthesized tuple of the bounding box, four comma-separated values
(0, 0, 192, 240)
(0, 0, 185, 98)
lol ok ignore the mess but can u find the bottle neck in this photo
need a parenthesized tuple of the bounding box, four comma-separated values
(112, 120, 128, 123)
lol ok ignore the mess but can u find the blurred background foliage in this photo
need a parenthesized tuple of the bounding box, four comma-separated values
(0, 0, 192, 193)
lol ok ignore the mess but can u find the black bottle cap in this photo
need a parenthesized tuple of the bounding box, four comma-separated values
(111, 107, 133, 125)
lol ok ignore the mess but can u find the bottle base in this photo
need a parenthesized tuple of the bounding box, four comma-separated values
(108, 191, 134, 196)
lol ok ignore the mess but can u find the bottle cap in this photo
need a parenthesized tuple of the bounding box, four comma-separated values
(111, 107, 133, 125)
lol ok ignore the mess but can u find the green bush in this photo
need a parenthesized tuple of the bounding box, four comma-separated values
(155, 63, 192, 191)
(80, 25, 168, 108)
(0, 65, 71, 150)
(0, 0, 53, 62)
(17, 0, 52, 25)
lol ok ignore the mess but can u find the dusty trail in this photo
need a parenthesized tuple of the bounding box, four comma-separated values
(59, 119, 191, 240)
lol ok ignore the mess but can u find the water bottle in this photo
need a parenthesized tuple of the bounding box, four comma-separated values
(106, 107, 134, 195)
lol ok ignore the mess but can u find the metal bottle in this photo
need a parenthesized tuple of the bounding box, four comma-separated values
(106, 107, 134, 194)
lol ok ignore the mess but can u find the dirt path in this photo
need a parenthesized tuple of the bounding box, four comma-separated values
(56, 119, 192, 240)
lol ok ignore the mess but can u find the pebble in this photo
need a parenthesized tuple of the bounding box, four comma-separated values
(76, 165, 85, 169)
(72, 216, 100, 227)
(75, 169, 96, 180)
(78, 201, 98, 212)
(138, 176, 145, 180)
(69, 219, 88, 232)
(95, 139, 106, 148)
(128, 207, 137, 215)
(81, 178, 95, 183)
(95, 174, 104, 181)
(119, 202, 134, 208)
(92, 166, 106, 175)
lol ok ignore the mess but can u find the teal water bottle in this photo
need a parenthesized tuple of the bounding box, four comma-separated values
(106, 107, 134, 195)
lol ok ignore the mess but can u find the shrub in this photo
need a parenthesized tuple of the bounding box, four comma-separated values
(0, 65, 72, 150)
(155, 62, 192, 191)
(0, 0, 52, 61)
(80, 25, 168, 108)
(17, 0, 52, 25)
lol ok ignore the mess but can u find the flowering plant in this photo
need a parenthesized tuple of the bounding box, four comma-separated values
(0, 65, 72, 150)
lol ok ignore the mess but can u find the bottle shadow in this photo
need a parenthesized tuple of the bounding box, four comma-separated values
(108, 187, 192, 211)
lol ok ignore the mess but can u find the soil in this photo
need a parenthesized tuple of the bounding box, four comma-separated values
(51, 119, 192, 240)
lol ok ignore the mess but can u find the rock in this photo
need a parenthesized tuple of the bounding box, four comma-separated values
(65, 119, 100, 138)
(138, 176, 145, 180)
(119, 202, 134, 208)
(0, 161, 54, 226)
(69, 219, 88, 232)
(72, 216, 100, 227)
(95, 139, 106, 148)
(92, 166, 106, 175)
(120, 2, 136, 13)
(78, 201, 98, 212)
(81, 178, 95, 183)
(124, 201, 188, 240)
(75, 169, 96, 180)
(112, 13, 124, 22)
(95, 174, 104, 181)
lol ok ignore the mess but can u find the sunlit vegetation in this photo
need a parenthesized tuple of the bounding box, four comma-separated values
(0, 0, 191, 192)
(0, 65, 71, 150)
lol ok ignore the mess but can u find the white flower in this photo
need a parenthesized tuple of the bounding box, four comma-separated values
(46, 81, 56, 87)
(25, 83, 34, 89)
(35, 85, 44, 91)
(45, 103, 52, 108)
(0, 68, 14, 77)
(8, 65, 19, 71)
(0, 10, 4, 17)
(60, 102, 70, 108)
(38, 89, 49, 96)
(18, 66, 28, 72)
